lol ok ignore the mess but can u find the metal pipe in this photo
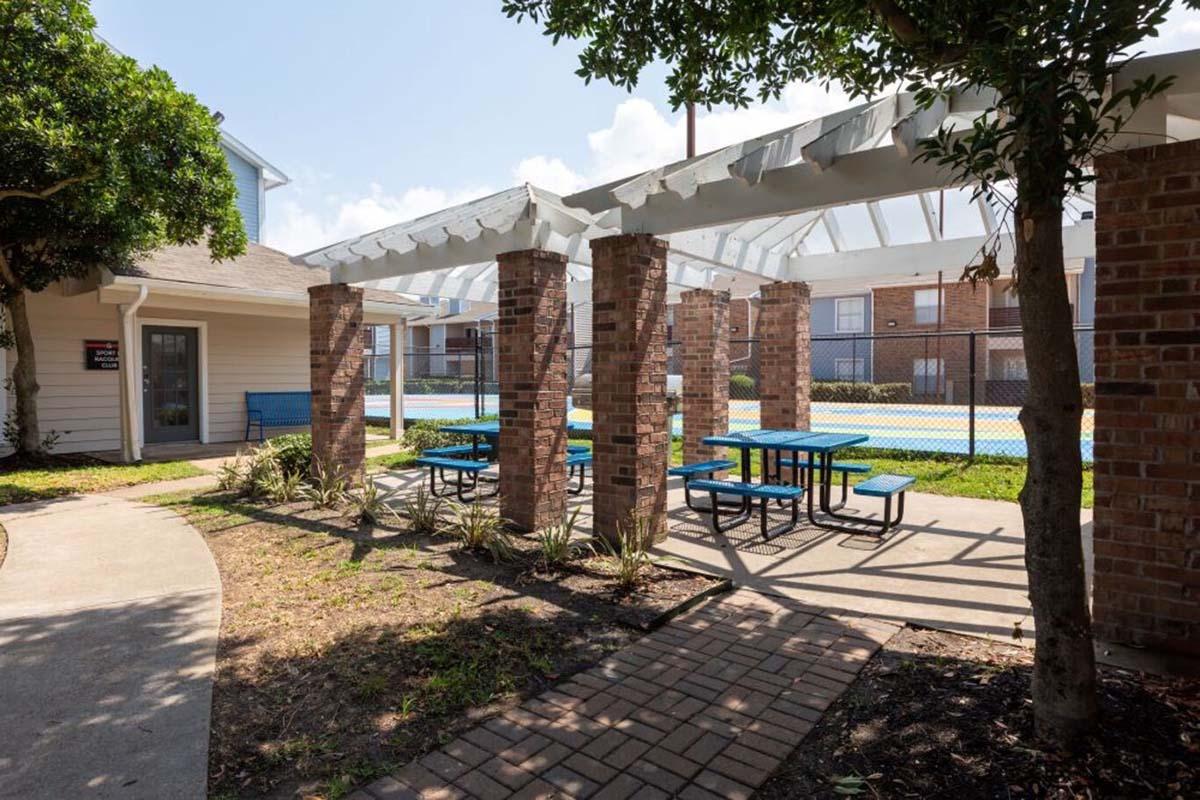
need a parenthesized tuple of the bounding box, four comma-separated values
(120, 284, 149, 463)
(686, 103, 696, 158)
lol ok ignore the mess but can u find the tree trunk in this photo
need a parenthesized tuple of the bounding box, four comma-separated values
(7, 289, 42, 454)
(1014, 189, 1097, 745)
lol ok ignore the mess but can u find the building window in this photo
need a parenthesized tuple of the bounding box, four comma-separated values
(418, 295, 437, 307)
(913, 358, 945, 394)
(914, 288, 944, 325)
(834, 358, 865, 381)
(835, 297, 865, 333)
(1003, 355, 1028, 380)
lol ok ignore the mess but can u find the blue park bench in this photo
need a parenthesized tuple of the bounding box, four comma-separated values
(668, 459, 739, 512)
(245, 391, 311, 441)
(686, 479, 804, 541)
(851, 474, 915, 534)
(779, 456, 871, 511)
(415, 456, 499, 502)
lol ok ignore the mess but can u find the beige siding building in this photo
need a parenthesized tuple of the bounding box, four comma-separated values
(6, 243, 422, 460)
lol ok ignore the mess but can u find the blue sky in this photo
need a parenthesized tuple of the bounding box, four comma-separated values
(92, 1, 1200, 254)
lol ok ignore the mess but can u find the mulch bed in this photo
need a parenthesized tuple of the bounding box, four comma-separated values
(757, 626, 1200, 799)
(164, 491, 719, 799)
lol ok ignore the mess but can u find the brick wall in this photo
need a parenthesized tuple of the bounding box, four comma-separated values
(759, 282, 812, 438)
(497, 249, 569, 532)
(1092, 139, 1200, 655)
(591, 234, 670, 544)
(678, 289, 731, 466)
(872, 281, 987, 402)
(308, 284, 365, 479)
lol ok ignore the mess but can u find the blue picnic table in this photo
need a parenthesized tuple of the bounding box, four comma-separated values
(439, 419, 591, 460)
(701, 429, 875, 535)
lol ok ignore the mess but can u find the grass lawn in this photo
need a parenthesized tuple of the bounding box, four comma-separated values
(144, 488, 717, 799)
(0, 457, 206, 506)
(364, 436, 1094, 509)
(666, 439, 1094, 509)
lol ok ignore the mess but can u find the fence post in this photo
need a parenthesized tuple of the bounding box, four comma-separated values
(474, 335, 483, 419)
(968, 329, 977, 461)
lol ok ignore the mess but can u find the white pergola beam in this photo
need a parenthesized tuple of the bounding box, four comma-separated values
(919, 192, 942, 241)
(788, 221, 1094, 283)
(866, 201, 890, 247)
(667, 229, 794, 281)
(618, 145, 963, 235)
(821, 210, 846, 252)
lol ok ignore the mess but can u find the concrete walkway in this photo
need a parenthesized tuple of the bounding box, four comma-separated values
(0, 495, 221, 799)
(352, 589, 899, 800)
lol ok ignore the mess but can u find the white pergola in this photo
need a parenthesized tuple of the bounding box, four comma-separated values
(299, 48, 1200, 302)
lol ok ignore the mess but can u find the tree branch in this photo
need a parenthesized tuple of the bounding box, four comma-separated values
(868, 0, 968, 66)
(0, 172, 95, 203)
(867, 0, 925, 45)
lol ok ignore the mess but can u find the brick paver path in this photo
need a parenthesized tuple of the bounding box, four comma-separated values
(351, 589, 899, 800)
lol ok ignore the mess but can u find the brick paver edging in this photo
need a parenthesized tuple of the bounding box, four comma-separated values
(349, 590, 899, 800)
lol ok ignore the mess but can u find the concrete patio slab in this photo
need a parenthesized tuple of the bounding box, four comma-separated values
(374, 469, 1093, 644)
(0, 495, 221, 799)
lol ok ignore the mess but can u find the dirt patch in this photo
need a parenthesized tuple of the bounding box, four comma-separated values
(0, 452, 107, 472)
(757, 626, 1199, 799)
(154, 490, 719, 799)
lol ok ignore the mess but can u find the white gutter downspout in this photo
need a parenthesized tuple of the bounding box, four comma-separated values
(119, 285, 149, 463)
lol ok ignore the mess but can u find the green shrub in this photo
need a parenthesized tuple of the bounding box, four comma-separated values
(812, 381, 913, 404)
(365, 379, 390, 395)
(729, 373, 757, 398)
(400, 415, 497, 453)
(269, 433, 312, 478)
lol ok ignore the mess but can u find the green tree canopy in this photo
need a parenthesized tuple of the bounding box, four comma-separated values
(0, 0, 246, 453)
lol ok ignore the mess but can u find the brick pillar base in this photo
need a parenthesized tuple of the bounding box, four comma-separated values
(679, 288, 730, 467)
(308, 284, 365, 480)
(497, 249, 568, 532)
(758, 281, 812, 481)
(1092, 140, 1200, 656)
(591, 234, 669, 544)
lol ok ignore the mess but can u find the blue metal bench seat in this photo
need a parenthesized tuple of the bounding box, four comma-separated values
(686, 479, 803, 540)
(669, 460, 739, 512)
(779, 458, 870, 474)
(245, 391, 311, 441)
(567, 452, 593, 495)
(415, 456, 498, 501)
(778, 457, 871, 511)
(851, 474, 915, 533)
(668, 459, 737, 477)
(421, 443, 493, 459)
(567, 444, 591, 455)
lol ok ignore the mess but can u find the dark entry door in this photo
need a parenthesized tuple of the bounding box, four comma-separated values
(142, 326, 199, 443)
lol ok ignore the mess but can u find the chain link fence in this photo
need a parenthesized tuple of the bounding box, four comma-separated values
(367, 321, 1094, 462)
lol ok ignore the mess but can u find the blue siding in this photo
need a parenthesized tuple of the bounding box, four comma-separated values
(811, 295, 873, 382)
(1077, 259, 1096, 382)
(221, 145, 261, 242)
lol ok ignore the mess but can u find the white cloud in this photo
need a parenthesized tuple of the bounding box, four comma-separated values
(512, 155, 587, 195)
(264, 181, 493, 255)
(515, 81, 857, 192)
(1140, 5, 1200, 55)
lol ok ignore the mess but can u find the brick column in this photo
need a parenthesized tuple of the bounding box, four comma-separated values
(591, 234, 670, 544)
(1091, 140, 1200, 656)
(759, 281, 812, 434)
(497, 249, 569, 532)
(679, 288, 730, 467)
(308, 283, 365, 480)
